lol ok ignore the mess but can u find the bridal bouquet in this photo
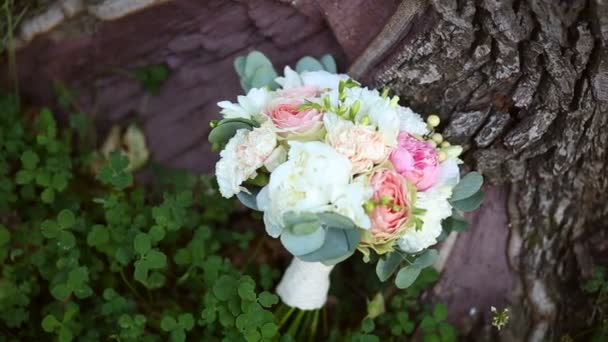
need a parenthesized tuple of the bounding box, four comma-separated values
(209, 52, 483, 310)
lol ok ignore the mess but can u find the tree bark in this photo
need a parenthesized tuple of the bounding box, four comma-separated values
(357, 0, 608, 340)
(4, 0, 608, 340)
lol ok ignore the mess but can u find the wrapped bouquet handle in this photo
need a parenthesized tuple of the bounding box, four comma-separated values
(276, 258, 334, 310)
(210, 51, 485, 311)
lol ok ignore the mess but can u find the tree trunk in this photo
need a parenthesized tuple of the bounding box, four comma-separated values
(4, 0, 607, 340)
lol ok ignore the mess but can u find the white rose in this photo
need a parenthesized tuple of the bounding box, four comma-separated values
(257, 141, 369, 237)
(215, 122, 277, 198)
(217, 87, 271, 120)
(397, 188, 452, 253)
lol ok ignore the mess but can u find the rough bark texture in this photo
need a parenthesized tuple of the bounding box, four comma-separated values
(360, 0, 608, 340)
(4, 0, 608, 341)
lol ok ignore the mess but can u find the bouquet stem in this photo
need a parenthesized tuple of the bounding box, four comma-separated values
(276, 257, 334, 310)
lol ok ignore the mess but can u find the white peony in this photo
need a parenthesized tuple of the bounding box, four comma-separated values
(397, 188, 452, 253)
(215, 122, 277, 198)
(324, 113, 390, 174)
(275, 66, 348, 91)
(397, 107, 429, 136)
(217, 87, 272, 120)
(256, 141, 371, 237)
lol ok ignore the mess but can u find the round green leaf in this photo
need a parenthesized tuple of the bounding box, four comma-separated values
(238, 281, 257, 302)
(376, 252, 403, 282)
(395, 266, 421, 289)
(261, 322, 278, 338)
(51, 284, 71, 301)
(57, 231, 76, 250)
(412, 249, 438, 269)
(295, 56, 325, 73)
(87, 225, 109, 247)
(160, 316, 177, 331)
(320, 55, 337, 73)
(298, 227, 361, 263)
(134, 233, 151, 254)
(178, 313, 194, 330)
(21, 150, 39, 170)
(258, 292, 278, 308)
(450, 190, 485, 211)
(42, 315, 61, 332)
(15, 170, 33, 184)
(280, 226, 326, 256)
(450, 172, 483, 201)
(208, 121, 254, 147)
(57, 209, 75, 229)
(41, 188, 55, 203)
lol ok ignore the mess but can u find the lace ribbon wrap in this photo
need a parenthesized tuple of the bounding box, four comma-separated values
(276, 258, 334, 310)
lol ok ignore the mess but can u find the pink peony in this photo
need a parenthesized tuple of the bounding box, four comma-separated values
(266, 86, 322, 135)
(369, 169, 411, 242)
(390, 132, 440, 191)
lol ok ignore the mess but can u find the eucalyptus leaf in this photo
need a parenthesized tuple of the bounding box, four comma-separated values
(236, 187, 260, 211)
(295, 57, 325, 73)
(234, 56, 247, 78)
(321, 250, 355, 266)
(395, 266, 421, 289)
(442, 215, 469, 233)
(292, 222, 321, 235)
(450, 172, 483, 201)
(320, 55, 337, 73)
(283, 211, 320, 228)
(318, 212, 355, 230)
(208, 120, 256, 147)
(280, 227, 326, 256)
(249, 66, 278, 90)
(243, 51, 274, 77)
(412, 249, 438, 269)
(298, 227, 360, 263)
(376, 252, 403, 282)
(450, 190, 485, 211)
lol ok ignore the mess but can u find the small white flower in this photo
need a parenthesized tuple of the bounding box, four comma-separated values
(397, 188, 452, 253)
(275, 66, 348, 91)
(397, 107, 429, 136)
(215, 122, 277, 198)
(217, 87, 272, 120)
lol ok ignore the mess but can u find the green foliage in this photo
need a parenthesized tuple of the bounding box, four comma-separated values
(0, 94, 279, 341)
(234, 51, 279, 92)
(0, 91, 458, 341)
(133, 63, 170, 95)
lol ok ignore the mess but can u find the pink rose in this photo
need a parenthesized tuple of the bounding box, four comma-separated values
(266, 86, 323, 135)
(369, 170, 411, 242)
(390, 132, 440, 191)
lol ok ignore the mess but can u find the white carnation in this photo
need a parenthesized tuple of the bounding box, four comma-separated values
(256, 141, 370, 237)
(275, 66, 348, 90)
(397, 107, 429, 135)
(397, 188, 452, 253)
(215, 123, 277, 198)
(324, 113, 390, 174)
(217, 87, 271, 120)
